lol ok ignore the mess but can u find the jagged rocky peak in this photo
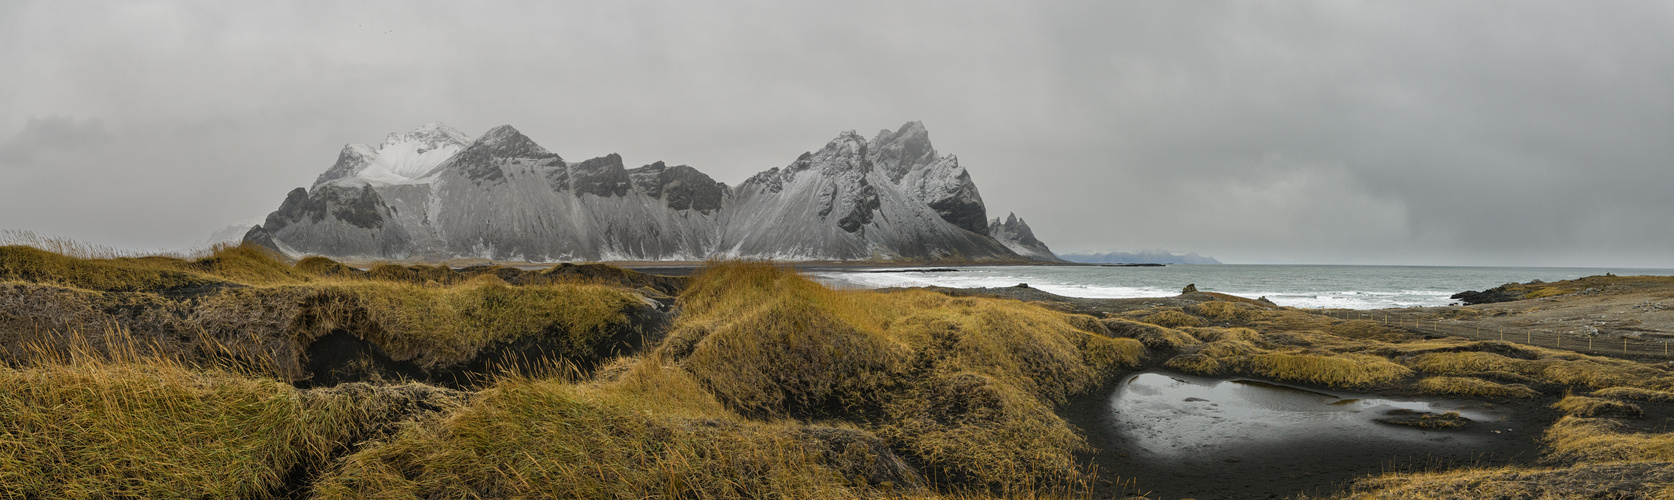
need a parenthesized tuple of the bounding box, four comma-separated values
(989, 212, 1062, 262)
(440, 124, 564, 186)
(870, 121, 937, 183)
(313, 122, 474, 188)
(628, 161, 729, 214)
(568, 153, 631, 197)
(809, 130, 873, 175)
(806, 132, 881, 233)
(469, 124, 557, 159)
(868, 121, 988, 234)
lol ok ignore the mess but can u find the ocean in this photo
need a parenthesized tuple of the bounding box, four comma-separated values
(810, 264, 1674, 310)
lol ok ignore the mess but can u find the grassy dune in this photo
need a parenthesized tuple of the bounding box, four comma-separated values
(0, 244, 652, 384)
(662, 262, 1143, 490)
(12, 241, 1674, 498)
(1, 249, 1146, 498)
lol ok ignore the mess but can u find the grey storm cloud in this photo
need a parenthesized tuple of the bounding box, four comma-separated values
(0, 115, 108, 166)
(1, 1, 1671, 267)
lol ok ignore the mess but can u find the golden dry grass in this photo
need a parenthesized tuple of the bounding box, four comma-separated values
(1342, 463, 1674, 499)
(1401, 349, 1673, 390)
(1136, 309, 1205, 328)
(660, 262, 1141, 490)
(1099, 318, 1200, 349)
(0, 244, 650, 383)
(311, 353, 967, 499)
(1552, 396, 1644, 419)
(1247, 351, 1413, 388)
(1544, 416, 1674, 464)
(1183, 326, 1260, 343)
(1593, 386, 1674, 403)
(1183, 300, 1270, 325)
(1416, 376, 1539, 399)
(0, 352, 344, 498)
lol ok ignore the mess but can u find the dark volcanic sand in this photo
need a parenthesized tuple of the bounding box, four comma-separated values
(1060, 372, 1557, 499)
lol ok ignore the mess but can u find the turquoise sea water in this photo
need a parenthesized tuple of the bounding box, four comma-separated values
(810, 264, 1674, 310)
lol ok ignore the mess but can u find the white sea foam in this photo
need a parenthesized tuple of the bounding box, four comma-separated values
(812, 264, 1674, 310)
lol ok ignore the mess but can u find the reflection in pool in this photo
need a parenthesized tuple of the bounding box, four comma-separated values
(1109, 372, 1503, 457)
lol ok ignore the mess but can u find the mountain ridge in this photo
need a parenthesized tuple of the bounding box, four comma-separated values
(245, 121, 1058, 263)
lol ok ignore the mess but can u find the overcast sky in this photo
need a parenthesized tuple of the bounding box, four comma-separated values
(3, 1, 1671, 266)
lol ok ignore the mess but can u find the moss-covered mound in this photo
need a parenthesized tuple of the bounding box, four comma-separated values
(657, 262, 1143, 491)
(0, 244, 681, 387)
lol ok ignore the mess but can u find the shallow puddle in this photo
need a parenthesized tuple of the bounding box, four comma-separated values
(1111, 372, 1501, 456)
(1091, 371, 1543, 498)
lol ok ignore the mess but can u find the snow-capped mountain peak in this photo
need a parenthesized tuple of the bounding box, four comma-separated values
(313, 122, 475, 188)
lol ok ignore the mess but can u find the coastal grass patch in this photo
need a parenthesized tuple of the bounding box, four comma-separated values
(311, 362, 905, 500)
(1184, 326, 1261, 343)
(1397, 348, 1672, 390)
(1172, 337, 1411, 389)
(1136, 309, 1205, 329)
(0, 266, 647, 384)
(1416, 376, 1539, 399)
(0, 244, 224, 293)
(1544, 416, 1674, 464)
(1099, 318, 1199, 349)
(307, 280, 640, 370)
(662, 262, 1141, 491)
(1594, 386, 1674, 403)
(1247, 351, 1412, 389)
(1342, 463, 1674, 499)
(1183, 300, 1271, 325)
(1163, 353, 1223, 376)
(1553, 396, 1644, 419)
(1327, 319, 1412, 342)
(296, 256, 364, 278)
(0, 242, 313, 294)
(0, 355, 348, 499)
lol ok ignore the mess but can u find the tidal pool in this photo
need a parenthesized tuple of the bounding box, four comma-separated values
(1112, 372, 1502, 456)
(1090, 371, 1544, 498)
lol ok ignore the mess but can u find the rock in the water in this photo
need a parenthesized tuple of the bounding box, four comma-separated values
(1182, 284, 1198, 293)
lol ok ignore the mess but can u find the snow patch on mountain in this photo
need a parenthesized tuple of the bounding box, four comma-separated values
(313, 122, 472, 188)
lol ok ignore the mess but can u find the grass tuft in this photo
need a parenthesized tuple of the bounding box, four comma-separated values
(1416, 376, 1539, 399)
(1553, 396, 1644, 419)
(1137, 309, 1205, 328)
(1593, 386, 1674, 403)
(1247, 351, 1413, 388)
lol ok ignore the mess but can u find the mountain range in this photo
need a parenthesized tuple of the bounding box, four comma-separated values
(244, 121, 1061, 263)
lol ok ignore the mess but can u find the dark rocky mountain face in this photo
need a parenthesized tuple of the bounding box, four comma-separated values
(630, 162, 727, 214)
(247, 122, 1057, 263)
(569, 154, 632, 197)
(868, 122, 989, 235)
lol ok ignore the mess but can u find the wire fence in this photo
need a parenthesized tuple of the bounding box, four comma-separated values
(1313, 308, 1674, 359)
